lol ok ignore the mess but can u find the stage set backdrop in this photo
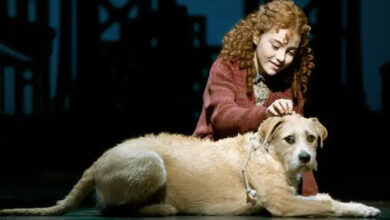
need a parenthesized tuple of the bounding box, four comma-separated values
(0, 0, 389, 206)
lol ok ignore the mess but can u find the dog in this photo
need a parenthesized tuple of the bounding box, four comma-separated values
(0, 114, 380, 217)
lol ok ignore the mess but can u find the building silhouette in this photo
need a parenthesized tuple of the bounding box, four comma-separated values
(0, 0, 219, 135)
(0, 0, 54, 115)
(69, 0, 219, 137)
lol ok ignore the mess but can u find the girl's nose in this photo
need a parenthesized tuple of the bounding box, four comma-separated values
(276, 51, 286, 63)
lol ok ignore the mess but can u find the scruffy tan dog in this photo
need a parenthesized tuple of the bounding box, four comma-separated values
(0, 114, 380, 217)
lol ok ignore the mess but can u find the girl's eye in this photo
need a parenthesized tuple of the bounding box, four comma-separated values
(284, 135, 295, 144)
(287, 50, 296, 56)
(272, 44, 279, 50)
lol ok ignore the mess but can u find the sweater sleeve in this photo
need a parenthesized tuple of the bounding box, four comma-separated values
(204, 60, 267, 138)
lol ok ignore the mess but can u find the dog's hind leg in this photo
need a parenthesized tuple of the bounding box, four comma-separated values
(94, 149, 172, 215)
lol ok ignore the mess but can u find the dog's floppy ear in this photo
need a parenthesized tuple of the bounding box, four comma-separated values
(258, 116, 285, 148)
(310, 117, 328, 148)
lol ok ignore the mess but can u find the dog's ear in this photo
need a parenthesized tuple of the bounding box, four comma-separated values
(310, 117, 328, 148)
(258, 117, 285, 147)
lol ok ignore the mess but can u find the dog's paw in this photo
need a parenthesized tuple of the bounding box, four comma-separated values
(335, 202, 380, 217)
(354, 204, 380, 218)
(159, 205, 178, 216)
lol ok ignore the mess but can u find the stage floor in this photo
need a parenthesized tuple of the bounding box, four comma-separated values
(1, 202, 389, 219)
(0, 202, 389, 220)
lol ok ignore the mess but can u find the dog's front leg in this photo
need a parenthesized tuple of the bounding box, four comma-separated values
(261, 190, 333, 217)
(309, 193, 381, 218)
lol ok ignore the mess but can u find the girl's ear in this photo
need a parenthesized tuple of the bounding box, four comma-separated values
(253, 35, 260, 45)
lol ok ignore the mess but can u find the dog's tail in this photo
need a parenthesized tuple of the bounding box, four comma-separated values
(0, 167, 95, 216)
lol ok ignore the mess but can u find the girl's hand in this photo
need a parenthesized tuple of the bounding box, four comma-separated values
(266, 99, 293, 118)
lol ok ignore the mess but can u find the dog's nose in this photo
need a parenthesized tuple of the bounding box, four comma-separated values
(298, 151, 311, 163)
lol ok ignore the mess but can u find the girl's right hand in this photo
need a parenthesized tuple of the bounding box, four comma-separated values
(266, 99, 294, 118)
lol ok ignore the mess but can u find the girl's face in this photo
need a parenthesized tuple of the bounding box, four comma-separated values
(254, 29, 300, 76)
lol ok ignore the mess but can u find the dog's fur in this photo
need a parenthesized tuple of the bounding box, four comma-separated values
(0, 114, 380, 217)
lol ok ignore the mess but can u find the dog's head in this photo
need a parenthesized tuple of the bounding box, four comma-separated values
(257, 113, 327, 172)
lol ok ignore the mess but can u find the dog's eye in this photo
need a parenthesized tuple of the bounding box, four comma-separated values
(307, 135, 316, 143)
(284, 135, 295, 144)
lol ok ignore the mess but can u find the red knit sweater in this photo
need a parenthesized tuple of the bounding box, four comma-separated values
(193, 58, 317, 196)
(193, 58, 304, 140)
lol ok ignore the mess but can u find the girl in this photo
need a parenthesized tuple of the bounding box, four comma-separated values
(194, 0, 317, 196)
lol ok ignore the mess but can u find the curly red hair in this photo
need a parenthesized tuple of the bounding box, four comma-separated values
(219, 0, 314, 104)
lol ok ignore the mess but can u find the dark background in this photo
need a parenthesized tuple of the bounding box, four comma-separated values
(0, 0, 389, 208)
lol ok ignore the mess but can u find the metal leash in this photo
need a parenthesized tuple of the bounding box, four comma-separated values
(242, 132, 261, 199)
